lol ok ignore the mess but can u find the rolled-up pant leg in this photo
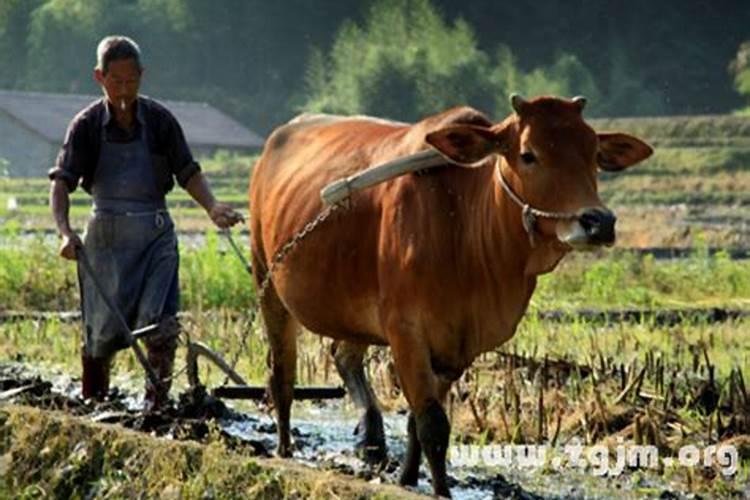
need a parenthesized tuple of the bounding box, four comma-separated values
(143, 315, 180, 410)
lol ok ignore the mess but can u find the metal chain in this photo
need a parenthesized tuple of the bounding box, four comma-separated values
(220, 201, 345, 382)
(257, 202, 343, 303)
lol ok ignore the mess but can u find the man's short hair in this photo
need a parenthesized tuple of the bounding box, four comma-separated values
(96, 36, 142, 74)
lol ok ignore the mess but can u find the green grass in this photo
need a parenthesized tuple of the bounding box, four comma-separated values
(0, 229, 256, 312)
(589, 115, 750, 145)
(603, 189, 750, 206)
(2, 231, 749, 312)
(1, 313, 271, 391)
(613, 147, 750, 176)
(2, 139, 750, 225)
(533, 250, 750, 310)
(510, 315, 750, 380)
(1, 232, 747, 499)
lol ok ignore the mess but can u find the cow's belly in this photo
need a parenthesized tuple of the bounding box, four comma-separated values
(276, 272, 387, 345)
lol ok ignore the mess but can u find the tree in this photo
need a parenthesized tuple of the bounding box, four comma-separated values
(0, 0, 43, 89)
(730, 41, 750, 113)
(302, 0, 600, 122)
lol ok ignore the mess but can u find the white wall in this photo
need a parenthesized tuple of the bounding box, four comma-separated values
(0, 113, 56, 177)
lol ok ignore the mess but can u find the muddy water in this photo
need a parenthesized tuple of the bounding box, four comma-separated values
(221, 404, 521, 499)
(0, 363, 708, 499)
(221, 403, 685, 500)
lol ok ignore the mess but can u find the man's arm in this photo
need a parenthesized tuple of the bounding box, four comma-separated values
(184, 172, 242, 229)
(50, 179, 82, 260)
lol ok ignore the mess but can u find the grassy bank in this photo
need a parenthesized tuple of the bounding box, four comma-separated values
(0, 405, 418, 499)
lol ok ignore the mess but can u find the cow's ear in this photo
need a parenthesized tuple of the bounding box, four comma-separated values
(426, 125, 507, 167)
(597, 133, 653, 172)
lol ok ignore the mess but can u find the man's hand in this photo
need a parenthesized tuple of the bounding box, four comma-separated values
(209, 202, 243, 229)
(59, 232, 83, 260)
(184, 173, 243, 229)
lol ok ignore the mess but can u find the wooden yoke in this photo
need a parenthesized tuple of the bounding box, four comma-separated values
(320, 149, 446, 205)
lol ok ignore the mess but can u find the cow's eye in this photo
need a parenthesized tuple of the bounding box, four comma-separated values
(520, 152, 536, 164)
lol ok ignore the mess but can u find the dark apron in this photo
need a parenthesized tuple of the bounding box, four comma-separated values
(79, 120, 179, 359)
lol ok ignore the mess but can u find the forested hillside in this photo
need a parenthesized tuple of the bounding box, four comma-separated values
(0, 0, 748, 133)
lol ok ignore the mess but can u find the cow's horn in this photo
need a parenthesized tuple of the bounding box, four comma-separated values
(510, 93, 527, 114)
(572, 95, 587, 110)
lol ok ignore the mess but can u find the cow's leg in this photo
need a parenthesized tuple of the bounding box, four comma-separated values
(399, 412, 421, 486)
(332, 340, 387, 465)
(399, 375, 454, 488)
(260, 284, 298, 458)
(388, 327, 451, 498)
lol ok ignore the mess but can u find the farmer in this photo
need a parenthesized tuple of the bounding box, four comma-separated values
(49, 35, 241, 411)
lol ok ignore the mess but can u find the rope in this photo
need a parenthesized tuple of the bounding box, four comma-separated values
(495, 165, 579, 247)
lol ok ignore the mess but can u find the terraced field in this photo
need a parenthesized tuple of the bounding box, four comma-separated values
(1, 114, 750, 498)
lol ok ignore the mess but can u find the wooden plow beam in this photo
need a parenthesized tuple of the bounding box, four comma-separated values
(185, 340, 346, 401)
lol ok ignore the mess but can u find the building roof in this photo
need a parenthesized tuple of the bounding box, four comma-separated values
(0, 89, 265, 150)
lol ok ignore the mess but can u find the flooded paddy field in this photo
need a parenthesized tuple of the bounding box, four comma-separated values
(1, 327, 747, 500)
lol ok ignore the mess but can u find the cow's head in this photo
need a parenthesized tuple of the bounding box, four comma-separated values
(425, 95, 653, 250)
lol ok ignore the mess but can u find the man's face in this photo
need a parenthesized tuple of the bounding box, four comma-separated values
(94, 58, 142, 111)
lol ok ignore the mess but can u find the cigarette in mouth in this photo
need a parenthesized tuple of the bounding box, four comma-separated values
(120, 99, 126, 111)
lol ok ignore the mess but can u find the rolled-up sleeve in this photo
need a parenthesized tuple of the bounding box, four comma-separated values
(164, 111, 201, 187)
(48, 117, 90, 192)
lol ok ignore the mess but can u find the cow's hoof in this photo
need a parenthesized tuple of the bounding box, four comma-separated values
(398, 465, 419, 487)
(276, 444, 293, 458)
(355, 439, 388, 466)
(353, 408, 387, 465)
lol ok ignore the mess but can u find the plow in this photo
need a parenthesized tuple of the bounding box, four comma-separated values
(184, 337, 345, 401)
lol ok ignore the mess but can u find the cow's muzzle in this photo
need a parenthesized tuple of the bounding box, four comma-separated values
(579, 208, 616, 245)
(558, 207, 617, 248)
(557, 207, 617, 250)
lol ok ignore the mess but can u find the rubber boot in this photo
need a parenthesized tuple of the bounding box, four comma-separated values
(81, 354, 111, 401)
(143, 316, 179, 412)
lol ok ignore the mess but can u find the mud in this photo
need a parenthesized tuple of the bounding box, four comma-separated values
(2, 362, 737, 499)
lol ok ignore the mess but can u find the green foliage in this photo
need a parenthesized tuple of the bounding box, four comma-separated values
(0, 229, 257, 312)
(303, 0, 600, 121)
(731, 40, 750, 113)
(25, 0, 127, 93)
(0, 0, 42, 89)
(593, 36, 667, 117)
(0, 233, 77, 311)
(180, 230, 256, 311)
(534, 250, 750, 310)
(2, 231, 749, 312)
(1, 0, 749, 131)
(199, 150, 258, 179)
(625, 147, 750, 176)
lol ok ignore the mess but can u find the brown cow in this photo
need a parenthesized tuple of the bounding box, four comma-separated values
(249, 95, 652, 497)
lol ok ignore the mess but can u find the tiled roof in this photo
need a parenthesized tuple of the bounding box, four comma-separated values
(0, 89, 264, 149)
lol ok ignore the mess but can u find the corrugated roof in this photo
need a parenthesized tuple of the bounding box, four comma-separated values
(0, 89, 264, 149)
